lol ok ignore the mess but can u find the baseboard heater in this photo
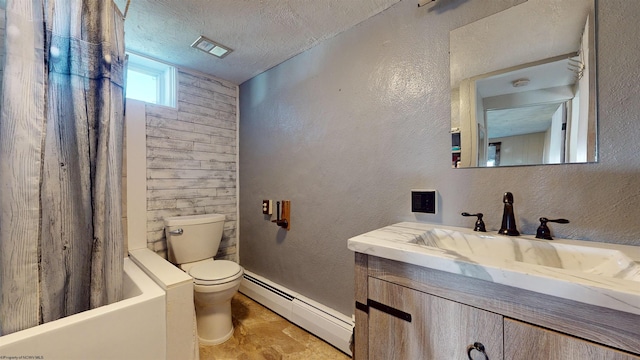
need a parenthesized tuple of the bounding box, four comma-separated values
(239, 270, 354, 356)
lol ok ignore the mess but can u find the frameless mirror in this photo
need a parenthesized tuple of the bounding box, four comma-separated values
(450, 0, 596, 168)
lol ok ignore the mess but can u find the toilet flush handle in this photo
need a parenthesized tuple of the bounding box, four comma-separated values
(169, 228, 183, 235)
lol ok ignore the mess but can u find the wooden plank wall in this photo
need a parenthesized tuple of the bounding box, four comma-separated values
(145, 70, 238, 261)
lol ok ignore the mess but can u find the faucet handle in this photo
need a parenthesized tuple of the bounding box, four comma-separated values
(461, 212, 486, 232)
(536, 217, 570, 240)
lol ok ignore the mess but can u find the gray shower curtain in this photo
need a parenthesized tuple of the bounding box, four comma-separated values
(0, 0, 125, 335)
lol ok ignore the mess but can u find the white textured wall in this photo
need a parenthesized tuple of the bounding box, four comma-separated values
(239, 0, 640, 317)
(146, 70, 238, 261)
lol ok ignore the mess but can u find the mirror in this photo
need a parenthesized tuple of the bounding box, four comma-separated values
(450, 0, 596, 168)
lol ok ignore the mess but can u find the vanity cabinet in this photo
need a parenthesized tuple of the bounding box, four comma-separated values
(354, 253, 640, 360)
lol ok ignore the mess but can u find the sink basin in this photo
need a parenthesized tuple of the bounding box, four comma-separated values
(348, 222, 640, 315)
(414, 228, 640, 280)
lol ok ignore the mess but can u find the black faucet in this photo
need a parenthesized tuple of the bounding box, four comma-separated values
(498, 192, 519, 236)
(461, 212, 486, 232)
(535, 217, 570, 240)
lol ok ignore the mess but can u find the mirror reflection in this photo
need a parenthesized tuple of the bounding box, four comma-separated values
(450, 0, 596, 168)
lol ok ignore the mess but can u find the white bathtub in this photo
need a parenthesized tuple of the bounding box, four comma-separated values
(0, 257, 166, 360)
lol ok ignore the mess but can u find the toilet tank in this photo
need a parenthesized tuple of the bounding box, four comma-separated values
(164, 214, 226, 265)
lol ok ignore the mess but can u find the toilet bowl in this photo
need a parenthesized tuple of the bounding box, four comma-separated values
(184, 258, 243, 345)
(164, 214, 245, 345)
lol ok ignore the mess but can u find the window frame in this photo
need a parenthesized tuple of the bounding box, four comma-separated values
(126, 52, 176, 108)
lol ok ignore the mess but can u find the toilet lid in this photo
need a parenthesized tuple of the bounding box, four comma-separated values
(189, 260, 243, 285)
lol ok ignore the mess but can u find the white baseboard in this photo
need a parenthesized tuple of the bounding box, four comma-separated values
(239, 270, 353, 356)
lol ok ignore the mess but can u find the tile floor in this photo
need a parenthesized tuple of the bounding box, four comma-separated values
(199, 293, 351, 360)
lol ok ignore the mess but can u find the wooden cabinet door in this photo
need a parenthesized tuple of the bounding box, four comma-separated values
(504, 319, 640, 360)
(367, 277, 503, 360)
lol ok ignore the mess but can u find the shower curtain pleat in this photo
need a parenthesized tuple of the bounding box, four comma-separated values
(0, 0, 125, 335)
(0, 0, 48, 335)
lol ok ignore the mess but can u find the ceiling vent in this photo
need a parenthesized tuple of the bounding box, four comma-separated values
(191, 36, 233, 59)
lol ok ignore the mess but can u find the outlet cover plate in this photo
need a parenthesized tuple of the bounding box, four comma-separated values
(262, 200, 273, 215)
(411, 189, 437, 214)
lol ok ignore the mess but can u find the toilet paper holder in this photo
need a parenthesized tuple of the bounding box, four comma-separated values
(271, 200, 291, 231)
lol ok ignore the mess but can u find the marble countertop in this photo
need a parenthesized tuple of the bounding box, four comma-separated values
(348, 222, 640, 316)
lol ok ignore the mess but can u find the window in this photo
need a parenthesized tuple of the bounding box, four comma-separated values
(126, 52, 176, 107)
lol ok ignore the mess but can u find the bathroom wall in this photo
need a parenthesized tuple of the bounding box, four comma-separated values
(239, 0, 640, 317)
(145, 69, 238, 261)
(490, 132, 545, 166)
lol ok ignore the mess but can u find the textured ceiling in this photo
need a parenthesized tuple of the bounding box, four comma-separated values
(114, 0, 402, 84)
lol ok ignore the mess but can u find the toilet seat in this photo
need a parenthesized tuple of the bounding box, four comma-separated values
(188, 260, 243, 285)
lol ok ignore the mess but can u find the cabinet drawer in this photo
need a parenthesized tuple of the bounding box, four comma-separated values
(367, 277, 502, 360)
(504, 319, 640, 360)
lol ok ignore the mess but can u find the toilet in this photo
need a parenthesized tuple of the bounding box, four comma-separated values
(164, 213, 244, 345)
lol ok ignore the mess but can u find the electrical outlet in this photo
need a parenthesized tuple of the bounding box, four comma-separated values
(262, 200, 272, 215)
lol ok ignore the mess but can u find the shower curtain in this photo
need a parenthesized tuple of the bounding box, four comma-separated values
(0, 0, 125, 335)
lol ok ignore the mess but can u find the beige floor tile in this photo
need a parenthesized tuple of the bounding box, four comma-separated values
(199, 293, 350, 360)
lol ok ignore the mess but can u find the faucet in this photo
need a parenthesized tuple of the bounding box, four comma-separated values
(535, 217, 570, 240)
(498, 192, 520, 236)
(461, 212, 486, 232)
